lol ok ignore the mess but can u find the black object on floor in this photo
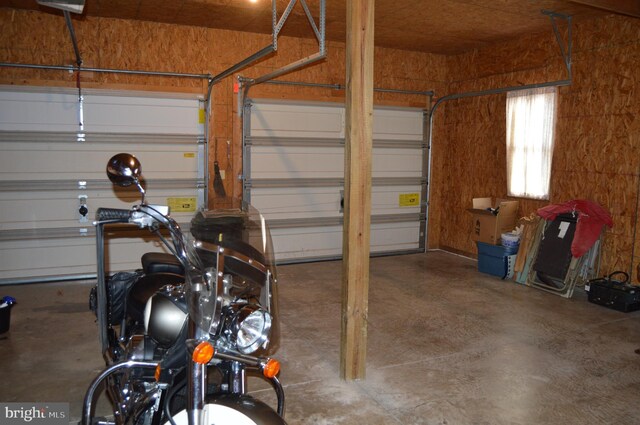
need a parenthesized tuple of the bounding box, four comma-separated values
(586, 271, 640, 313)
(0, 296, 16, 334)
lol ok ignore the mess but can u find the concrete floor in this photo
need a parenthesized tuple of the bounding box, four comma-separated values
(1, 251, 639, 424)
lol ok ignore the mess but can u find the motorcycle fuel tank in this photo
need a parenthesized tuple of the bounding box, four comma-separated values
(144, 286, 188, 348)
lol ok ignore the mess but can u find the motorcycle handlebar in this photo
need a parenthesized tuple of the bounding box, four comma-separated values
(95, 207, 131, 223)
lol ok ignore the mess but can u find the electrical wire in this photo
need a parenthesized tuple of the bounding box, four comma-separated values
(163, 381, 186, 425)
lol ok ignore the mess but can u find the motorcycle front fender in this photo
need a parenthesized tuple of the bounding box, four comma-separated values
(167, 394, 287, 425)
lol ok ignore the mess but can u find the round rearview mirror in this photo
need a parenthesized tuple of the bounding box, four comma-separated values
(106, 153, 142, 187)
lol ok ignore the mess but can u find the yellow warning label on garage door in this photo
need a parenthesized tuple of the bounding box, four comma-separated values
(399, 193, 420, 207)
(167, 197, 197, 212)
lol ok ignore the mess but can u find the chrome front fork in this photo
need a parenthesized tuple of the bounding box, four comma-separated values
(230, 361, 246, 394)
(187, 360, 206, 425)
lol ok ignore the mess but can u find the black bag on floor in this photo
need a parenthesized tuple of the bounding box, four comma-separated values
(586, 271, 640, 313)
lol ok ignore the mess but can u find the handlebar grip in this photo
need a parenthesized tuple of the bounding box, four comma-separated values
(95, 207, 131, 223)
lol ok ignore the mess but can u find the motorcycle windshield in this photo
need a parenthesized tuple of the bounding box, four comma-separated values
(185, 199, 280, 354)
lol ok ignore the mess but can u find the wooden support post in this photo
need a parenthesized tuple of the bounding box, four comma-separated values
(341, 0, 374, 381)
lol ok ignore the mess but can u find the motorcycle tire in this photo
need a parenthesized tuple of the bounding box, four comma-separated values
(165, 394, 287, 425)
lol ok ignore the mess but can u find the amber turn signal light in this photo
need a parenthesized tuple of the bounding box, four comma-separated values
(155, 365, 161, 382)
(192, 341, 215, 365)
(262, 358, 280, 379)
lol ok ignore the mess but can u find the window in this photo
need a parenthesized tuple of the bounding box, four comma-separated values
(506, 87, 558, 200)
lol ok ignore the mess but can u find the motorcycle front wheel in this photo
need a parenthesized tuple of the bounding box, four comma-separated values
(165, 394, 287, 425)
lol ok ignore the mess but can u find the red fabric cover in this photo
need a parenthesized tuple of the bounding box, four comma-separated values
(537, 199, 613, 258)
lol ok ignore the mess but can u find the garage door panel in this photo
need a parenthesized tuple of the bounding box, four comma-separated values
(250, 146, 423, 180)
(0, 91, 201, 135)
(0, 141, 198, 182)
(372, 148, 423, 178)
(251, 103, 344, 139)
(0, 91, 79, 131)
(370, 222, 421, 252)
(251, 187, 342, 220)
(373, 109, 423, 140)
(250, 186, 421, 221)
(271, 226, 343, 260)
(270, 221, 421, 261)
(372, 186, 422, 215)
(250, 146, 344, 179)
(83, 95, 200, 134)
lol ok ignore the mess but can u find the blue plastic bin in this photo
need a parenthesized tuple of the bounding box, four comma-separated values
(477, 242, 518, 278)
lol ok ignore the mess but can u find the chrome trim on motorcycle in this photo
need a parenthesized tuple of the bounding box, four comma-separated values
(230, 361, 246, 394)
(187, 361, 206, 425)
(270, 375, 286, 418)
(211, 350, 286, 417)
(198, 241, 268, 274)
(82, 360, 158, 425)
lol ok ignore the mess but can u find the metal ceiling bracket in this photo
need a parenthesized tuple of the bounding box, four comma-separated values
(274, 0, 298, 48)
(209, 0, 326, 92)
(63, 10, 82, 67)
(542, 10, 572, 79)
(240, 0, 326, 90)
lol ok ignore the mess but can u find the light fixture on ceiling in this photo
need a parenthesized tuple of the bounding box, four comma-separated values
(36, 0, 85, 14)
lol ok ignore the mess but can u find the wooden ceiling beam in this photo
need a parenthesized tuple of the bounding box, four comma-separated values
(569, 0, 640, 17)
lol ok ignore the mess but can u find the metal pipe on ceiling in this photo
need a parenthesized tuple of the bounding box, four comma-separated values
(208, 45, 276, 90)
(252, 52, 327, 86)
(257, 79, 435, 97)
(263, 80, 343, 90)
(0, 62, 212, 79)
(63, 10, 82, 67)
(431, 79, 571, 111)
(374, 87, 435, 96)
(423, 10, 573, 250)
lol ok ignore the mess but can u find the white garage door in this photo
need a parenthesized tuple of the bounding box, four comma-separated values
(0, 87, 205, 284)
(243, 99, 427, 262)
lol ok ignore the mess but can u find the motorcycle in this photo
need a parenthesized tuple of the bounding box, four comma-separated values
(83, 153, 287, 425)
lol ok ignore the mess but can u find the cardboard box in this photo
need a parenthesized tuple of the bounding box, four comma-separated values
(468, 197, 519, 245)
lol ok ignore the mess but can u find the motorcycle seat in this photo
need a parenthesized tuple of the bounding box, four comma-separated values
(127, 272, 184, 323)
(141, 252, 184, 276)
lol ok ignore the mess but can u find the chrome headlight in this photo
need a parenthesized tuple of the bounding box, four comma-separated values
(232, 305, 272, 354)
(144, 287, 188, 348)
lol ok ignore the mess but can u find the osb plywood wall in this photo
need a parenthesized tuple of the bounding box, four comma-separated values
(0, 8, 446, 204)
(430, 14, 640, 282)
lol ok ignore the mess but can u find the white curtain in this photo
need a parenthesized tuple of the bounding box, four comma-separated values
(506, 86, 557, 200)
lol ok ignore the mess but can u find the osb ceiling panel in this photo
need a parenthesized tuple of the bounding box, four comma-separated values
(1, 0, 613, 54)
